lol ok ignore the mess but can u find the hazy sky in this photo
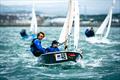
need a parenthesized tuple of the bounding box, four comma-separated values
(0, 0, 120, 15)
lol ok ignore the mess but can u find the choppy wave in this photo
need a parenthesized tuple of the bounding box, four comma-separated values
(0, 27, 120, 80)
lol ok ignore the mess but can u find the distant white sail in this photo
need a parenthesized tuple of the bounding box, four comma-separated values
(30, 2, 37, 34)
(104, 8, 112, 38)
(95, 0, 115, 39)
(68, 0, 74, 35)
(95, 13, 110, 36)
(74, 0, 80, 50)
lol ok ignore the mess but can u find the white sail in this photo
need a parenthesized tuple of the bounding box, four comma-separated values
(30, 2, 37, 34)
(95, 13, 110, 36)
(74, 0, 80, 50)
(86, 0, 115, 44)
(58, 0, 70, 44)
(59, 0, 80, 51)
(58, 0, 74, 44)
(95, 0, 115, 38)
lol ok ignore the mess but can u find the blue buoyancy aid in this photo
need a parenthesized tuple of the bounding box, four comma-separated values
(30, 39, 45, 57)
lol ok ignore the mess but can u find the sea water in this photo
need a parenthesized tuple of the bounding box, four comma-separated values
(0, 26, 120, 80)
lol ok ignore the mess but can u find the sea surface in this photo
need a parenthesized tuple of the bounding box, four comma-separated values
(0, 26, 120, 80)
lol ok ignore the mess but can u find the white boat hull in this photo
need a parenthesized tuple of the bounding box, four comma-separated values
(86, 37, 110, 44)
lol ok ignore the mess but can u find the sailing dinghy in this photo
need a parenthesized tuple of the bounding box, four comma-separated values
(86, 0, 115, 44)
(20, 1, 37, 40)
(39, 0, 83, 64)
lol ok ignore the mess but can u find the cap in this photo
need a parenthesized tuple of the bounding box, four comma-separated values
(52, 40, 59, 45)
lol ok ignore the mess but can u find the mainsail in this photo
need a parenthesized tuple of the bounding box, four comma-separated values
(30, 2, 37, 34)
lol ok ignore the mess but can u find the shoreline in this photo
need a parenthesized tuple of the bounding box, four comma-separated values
(0, 23, 120, 27)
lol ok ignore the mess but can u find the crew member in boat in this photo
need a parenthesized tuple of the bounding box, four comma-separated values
(20, 29, 28, 38)
(46, 40, 60, 53)
(85, 27, 95, 37)
(30, 32, 46, 57)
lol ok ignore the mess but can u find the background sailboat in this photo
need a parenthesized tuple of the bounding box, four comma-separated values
(86, 0, 115, 44)
(24, 1, 38, 40)
(20, 1, 37, 40)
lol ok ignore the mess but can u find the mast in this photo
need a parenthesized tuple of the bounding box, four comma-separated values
(66, 0, 75, 50)
(74, 0, 80, 50)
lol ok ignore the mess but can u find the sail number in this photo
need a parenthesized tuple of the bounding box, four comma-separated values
(55, 53, 68, 61)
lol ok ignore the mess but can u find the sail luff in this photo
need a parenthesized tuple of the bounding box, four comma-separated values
(74, 0, 80, 50)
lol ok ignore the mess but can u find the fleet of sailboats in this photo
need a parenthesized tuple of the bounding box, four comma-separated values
(19, 0, 116, 64)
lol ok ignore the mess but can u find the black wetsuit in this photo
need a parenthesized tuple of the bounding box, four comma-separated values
(85, 29, 95, 37)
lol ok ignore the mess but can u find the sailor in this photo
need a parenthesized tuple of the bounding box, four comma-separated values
(20, 29, 28, 38)
(46, 40, 60, 53)
(30, 32, 45, 57)
(85, 27, 95, 37)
